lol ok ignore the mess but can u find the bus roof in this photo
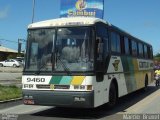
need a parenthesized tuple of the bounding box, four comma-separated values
(28, 17, 151, 46)
(28, 17, 108, 29)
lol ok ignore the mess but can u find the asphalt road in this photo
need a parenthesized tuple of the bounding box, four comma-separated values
(0, 72, 22, 86)
(0, 67, 23, 73)
(0, 72, 22, 81)
(0, 84, 160, 120)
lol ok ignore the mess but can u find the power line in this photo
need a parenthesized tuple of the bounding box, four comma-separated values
(0, 39, 18, 44)
(0, 39, 26, 47)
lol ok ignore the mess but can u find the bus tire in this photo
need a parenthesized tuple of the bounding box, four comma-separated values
(107, 82, 117, 108)
(143, 75, 148, 91)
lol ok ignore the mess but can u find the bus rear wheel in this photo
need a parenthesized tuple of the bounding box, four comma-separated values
(143, 75, 148, 91)
(107, 83, 117, 108)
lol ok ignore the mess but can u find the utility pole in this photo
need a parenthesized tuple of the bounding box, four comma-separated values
(18, 39, 22, 53)
(18, 39, 26, 53)
(32, 0, 35, 23)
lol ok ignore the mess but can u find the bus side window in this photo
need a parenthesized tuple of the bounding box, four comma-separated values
(138, 43, 144, 58)
(120, 36, 125, 54)
(147, 46, 153, 59)
(131, 40, 138, 57)
(111, 32, 121, 53)
(96, 23, 109, 54)
(144, 45, 148, 59)
(150, 47, 153, 59)
(124, 37, 130, 55)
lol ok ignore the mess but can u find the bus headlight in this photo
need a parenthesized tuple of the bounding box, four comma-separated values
(74, 85, 86, 90)
(73, 85, 92, 90)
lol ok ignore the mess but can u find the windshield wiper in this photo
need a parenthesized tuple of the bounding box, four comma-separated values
(56, 55, 71, 74)
(35, 62, 47, 75)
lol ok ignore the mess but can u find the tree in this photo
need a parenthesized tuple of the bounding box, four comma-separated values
(156, 53, 160, 57)
(154, 53, 160, 64)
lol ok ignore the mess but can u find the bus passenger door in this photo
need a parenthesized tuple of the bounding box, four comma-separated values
(94, 23, 109, 106)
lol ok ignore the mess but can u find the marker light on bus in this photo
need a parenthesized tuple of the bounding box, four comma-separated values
(87, 85, 93, 91)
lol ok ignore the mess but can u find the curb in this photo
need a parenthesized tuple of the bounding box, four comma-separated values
(0, 98, 22, 104)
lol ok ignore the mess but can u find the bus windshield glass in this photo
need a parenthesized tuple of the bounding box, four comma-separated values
(55, 27, 94, 72)
(25, 29, 55, 72)
(25, 27, 94, 73)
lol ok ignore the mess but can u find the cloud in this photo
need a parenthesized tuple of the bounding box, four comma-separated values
(0, 6, 10, 19)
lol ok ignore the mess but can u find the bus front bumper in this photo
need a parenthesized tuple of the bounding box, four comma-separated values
(22, 90, 94, 108)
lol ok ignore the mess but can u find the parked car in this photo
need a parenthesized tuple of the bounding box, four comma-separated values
(0, 59, 22, 67)
(15, 57, 25, 66)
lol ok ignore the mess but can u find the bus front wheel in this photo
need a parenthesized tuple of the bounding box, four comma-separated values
(107, 82, 117, 108)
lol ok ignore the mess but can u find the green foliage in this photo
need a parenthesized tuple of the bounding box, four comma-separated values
(17, 53, 24, 57)
(7, 54, 17, 59)
(0, 85, 22, 101)
(6, 53, 24, 60)
(154, 53, 160, 62)
(154, 53, 160, 57)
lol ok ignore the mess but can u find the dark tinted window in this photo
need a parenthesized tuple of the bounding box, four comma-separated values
(144, 45, 148, 58)
(96, 24, 109, 53)
(97, 24, 108, 37)
(111, 32, 121, 53)
(124, 37, 130, 55)
(131, 40, 137, 56)
(138, 43, 144, 57)
(147, 46, 153, 59)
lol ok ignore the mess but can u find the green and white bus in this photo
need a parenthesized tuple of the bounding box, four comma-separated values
(22, 17, 154, 108)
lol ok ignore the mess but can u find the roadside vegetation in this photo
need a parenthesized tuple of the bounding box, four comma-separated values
(154, 53, 160, 66)
(154, 53, 160, 62)
(0, 85, 22, 101)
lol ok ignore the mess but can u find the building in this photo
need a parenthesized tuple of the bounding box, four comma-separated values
(0, 45, 19, 61)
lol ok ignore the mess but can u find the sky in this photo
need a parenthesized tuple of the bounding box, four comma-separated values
(0, 0, 160, 54)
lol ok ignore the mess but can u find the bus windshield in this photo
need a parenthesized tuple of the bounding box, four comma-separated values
(25, 29, 55, 72)
(55, 27, 94, 72)
(25, 27, 94, 73)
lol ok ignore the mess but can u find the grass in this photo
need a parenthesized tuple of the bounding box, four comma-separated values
(16, 76, 22, 80)
(0, 85, 22, 101)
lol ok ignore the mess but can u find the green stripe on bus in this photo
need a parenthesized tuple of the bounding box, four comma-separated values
(59, 76, 73, 85)
(121, 56, 137, 93)
(49, 76, 63, 84)
(121, 56, 130, 72)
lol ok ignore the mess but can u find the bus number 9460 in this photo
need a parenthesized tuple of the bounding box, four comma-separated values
(27, 78, 45, 82)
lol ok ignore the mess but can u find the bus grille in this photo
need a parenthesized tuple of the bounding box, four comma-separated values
(36, 84, 70, 90)
(54, 85, 70, 89)
(36, 85, 50, 89)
